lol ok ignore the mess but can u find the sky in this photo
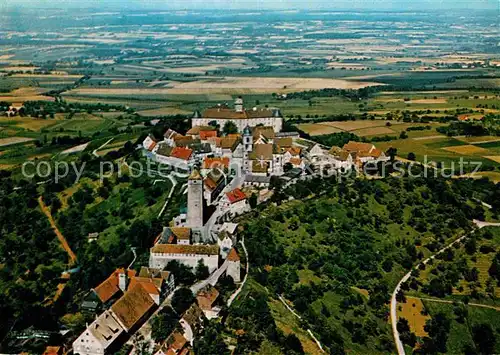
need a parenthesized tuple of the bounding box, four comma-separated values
(2, 0, 498, 10)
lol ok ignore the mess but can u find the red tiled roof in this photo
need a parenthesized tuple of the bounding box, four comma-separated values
(93, 268, 136, 303)
(171, 227, 191, 240)
(227, 248, 240, 262)
(186, 126, 214, 135)
(204, 176, 218, 190)
(226, 188, 246, 204)
(203, 157, 230, 169)
(43, 346, 62, 355)
(151, 244, 219, 255)
(148, 141, 157, 152)
(289, 157, 302, 166)
(170, 147, 193, 161)
(342, 141, 374, 153)
(167, 331, 187, 352)
(200, 130, 218, 140)
(197, 286, 219, 310)
(128, 277, 161, 296)
(111, 283, 156, 331)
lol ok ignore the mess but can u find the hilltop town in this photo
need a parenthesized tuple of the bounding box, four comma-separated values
(0, 6, 499, 355)
(70, 98, 389, 354)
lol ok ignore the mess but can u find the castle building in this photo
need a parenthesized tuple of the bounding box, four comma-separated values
(187, 169, 203, 228)
(149, 244, 220, 273)
(192, 98, 283, 133)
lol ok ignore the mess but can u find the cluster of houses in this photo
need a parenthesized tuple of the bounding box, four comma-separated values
(73, 244, 242, 355)
(72, 98, 388, 355)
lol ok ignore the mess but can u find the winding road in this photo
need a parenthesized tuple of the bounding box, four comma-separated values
(391, 219, 500, 355)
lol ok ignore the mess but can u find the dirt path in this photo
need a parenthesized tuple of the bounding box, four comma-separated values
(410, 296, 500, 312)
(38, 196, 77, 265)
(391, 219, 499, 355)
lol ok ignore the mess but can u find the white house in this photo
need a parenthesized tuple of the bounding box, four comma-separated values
(142, 134, 158, 151)
(149, 244, 220, 273)
(221, 188, 249, 217)
(192, 98, 283, 133)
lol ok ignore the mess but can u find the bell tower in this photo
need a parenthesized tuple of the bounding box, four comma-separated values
(243, 125, 253, 173)
(187, 169, 203, 228)
(235, 97, 243, 113)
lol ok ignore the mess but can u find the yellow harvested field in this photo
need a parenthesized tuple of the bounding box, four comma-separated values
(165, 76, 383, 94)
(353, 126, 395, 136)
(484, 156, 500, 164)
(12, 73, 82, 78)
(397, 297, 430, 337)
(296, 123, 343, 136)
(0, 137, 34, 147)
(376, 98, 447, 104)
(442, 145, 489, 155)
(137, 107, 192, 116)
(0, 87, 54, 102)
(1, 66, 39, 72)
(162, 63, 247, 74)
(64, 88, 173, 96)
(321, 120, 398, 131)
(0, 164, 15, 170)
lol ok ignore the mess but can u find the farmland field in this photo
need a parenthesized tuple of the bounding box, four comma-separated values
(397, 297, 430, 337)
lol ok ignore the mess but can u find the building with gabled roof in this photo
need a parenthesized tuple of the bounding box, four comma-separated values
(111, 283, 157, 332)
(143, 134, 158, 151)
(92, 268, 137, 305)
(196, 286, 220, 319)
(222, 188, 249, 217)
(192, 98, 282, 133)
(72, 309, 126, 355)
(226, 248, 241, 283)
(203, 168, 227, 205)
(149, 244, 219, 273)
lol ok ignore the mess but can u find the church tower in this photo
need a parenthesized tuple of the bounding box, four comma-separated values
(235, 97, 243, 113)
(243, 125, 253, 173)
(187, 169, 203, 228)
(226, 248, 241, 283)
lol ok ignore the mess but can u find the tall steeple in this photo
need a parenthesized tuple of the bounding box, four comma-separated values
(187, 169, 203, 228)
(243, 125, 253, 173)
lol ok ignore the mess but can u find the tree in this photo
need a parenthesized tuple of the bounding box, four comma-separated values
(249, 193, 258, 209)
(194, 320, 230, 354)
(386, 147, 397, 162)
(151, 306, 178, 342)
(283, 162, 293, 172)
(165, 260, 196, 285)
(407, 152, 416, 161)
(195, 259, 209, 280)
(171, 287, 195, 315)
(473, 324, 496, 355)
(423, 312, 451, 353)
(284, 333, 305, 354)
(223, 121, 238, 135)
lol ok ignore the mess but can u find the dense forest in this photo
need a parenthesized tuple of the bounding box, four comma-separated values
(0, 171, 68, 352)
(225, 171, 498, 354)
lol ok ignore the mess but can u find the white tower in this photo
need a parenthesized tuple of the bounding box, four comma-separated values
(235, 97, 243, 113)
(187, 169, 203, 228)
(243, 125, 253, 173)
(226, 248, 241, 283)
